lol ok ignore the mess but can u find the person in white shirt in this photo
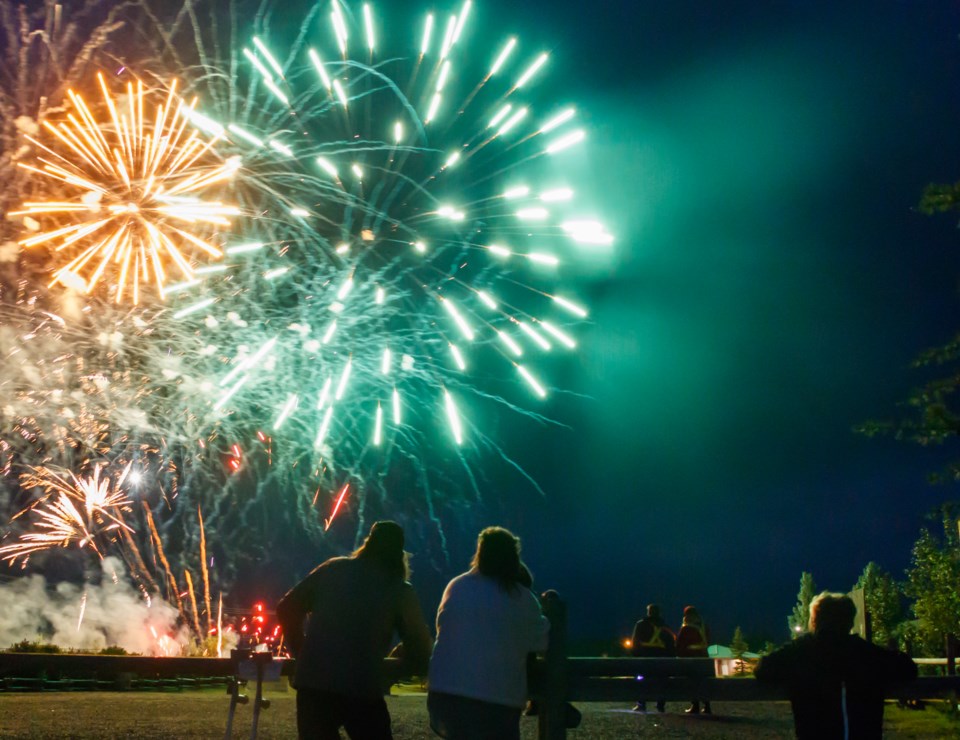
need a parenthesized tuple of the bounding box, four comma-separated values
(427, 526, 550, 739)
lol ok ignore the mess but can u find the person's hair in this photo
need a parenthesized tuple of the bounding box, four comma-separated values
(517, 561, 533, 589)
(808, 592, 856, 636)
(646, 604, 661, 621)
(352, 520, 410, 581)
(471, 526, 523, 591)
(682, 606, 701, 626)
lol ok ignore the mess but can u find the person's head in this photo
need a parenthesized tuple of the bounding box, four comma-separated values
(646, 604, 661, 621)
(808, 592, 856, 636)
(682, 606, 701, 626)
(471, 526, 523, 591)
(353, 520, 410, 580)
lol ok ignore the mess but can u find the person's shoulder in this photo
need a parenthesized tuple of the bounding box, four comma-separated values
(437, 570, 475, 603)
(767, 635, 808, 657)
(849, 634, 914, 660)
(314, 555, 351, 573)
(755, 638, 806, 680)
(849, 636, 918, 677)
(446, 570, 475, 588)
(518, 584, 544, 606)
(298, 555, 343, 579)
(842, 633, 889, 658)
(318, 554, 350, 567)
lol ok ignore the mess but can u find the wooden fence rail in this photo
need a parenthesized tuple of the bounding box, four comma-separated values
(0, 652, 233, 680)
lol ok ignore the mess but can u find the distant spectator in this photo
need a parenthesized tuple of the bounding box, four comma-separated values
(675, 605, 712, 714)
(631, 603, 676, 712)
(277, 521, 432, 740)
(428, 526, 550, 739)
(755, 591, 917, 739)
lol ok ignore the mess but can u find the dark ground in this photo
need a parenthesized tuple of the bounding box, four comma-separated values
(0, 688, 954, 738)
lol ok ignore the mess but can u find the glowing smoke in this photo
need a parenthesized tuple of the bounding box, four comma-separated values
(0, 557, 187, 655)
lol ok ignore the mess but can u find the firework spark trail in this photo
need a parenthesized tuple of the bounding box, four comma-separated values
(183, 567, 202, 639)
(143, 503, 183, 615)
(120, 525, 157, 592)
(198, 507, 212, 632)
(77, 590, 87, 631)
(216, 592, 223, 657)
(325, 482, 350, 531)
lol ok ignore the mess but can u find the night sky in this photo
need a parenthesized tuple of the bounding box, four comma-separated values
(408, 0, 960, 649)
(6, 0, 960, 655)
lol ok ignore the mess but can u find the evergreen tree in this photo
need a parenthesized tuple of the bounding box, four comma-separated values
(787, 572, 817, 637)
(854, 561, 903, 647)
(903, 505, 960, 655)
(731, 626, 750, 675)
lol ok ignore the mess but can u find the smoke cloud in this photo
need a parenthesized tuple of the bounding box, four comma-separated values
(0, 557, 190, 655)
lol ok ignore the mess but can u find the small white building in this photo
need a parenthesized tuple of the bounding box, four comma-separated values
(708, 644, 762, 676)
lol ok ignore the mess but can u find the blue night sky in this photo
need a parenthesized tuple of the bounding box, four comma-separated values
(6, 0, 960, 654)
(412, 0, 960, 648)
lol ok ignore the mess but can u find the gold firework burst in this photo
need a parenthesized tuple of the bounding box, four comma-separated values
(13, 74, 240, 304)
(0, 464, 134, 562)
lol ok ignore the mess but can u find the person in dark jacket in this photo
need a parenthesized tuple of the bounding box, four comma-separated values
(755, 591, 916, 740)
(675, 605, 712, 715)
(277, 520, 432, 740)
(630, 603, 676, 712)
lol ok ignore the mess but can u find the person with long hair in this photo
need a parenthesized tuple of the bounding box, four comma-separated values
(427, 526, 550, 739)
(277, 520, 432, 740)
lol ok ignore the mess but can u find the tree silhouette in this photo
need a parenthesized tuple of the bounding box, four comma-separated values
(854, 561, 903, 648)
(904, 505, 960, 656)
(787, 571, 817, 638)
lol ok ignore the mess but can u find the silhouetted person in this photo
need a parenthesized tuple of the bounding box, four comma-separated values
(428, 526, 550, 739)
(276, 521, 432, 740)
(675, 605, 712, 714)
(631, 603, 676, 712)
(755, 591, 917, 740)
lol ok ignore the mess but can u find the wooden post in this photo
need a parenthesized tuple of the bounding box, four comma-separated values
(947, 633, 957, 676)
(538, 590, 567, 740)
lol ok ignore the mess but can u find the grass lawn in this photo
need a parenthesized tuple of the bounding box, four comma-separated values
(0, 686, 955, 738)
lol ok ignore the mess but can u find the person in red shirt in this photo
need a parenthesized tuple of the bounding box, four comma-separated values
(675, 605, 712, 714)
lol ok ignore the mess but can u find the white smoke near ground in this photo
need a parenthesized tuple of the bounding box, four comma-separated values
(0, 557, 190, 655)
